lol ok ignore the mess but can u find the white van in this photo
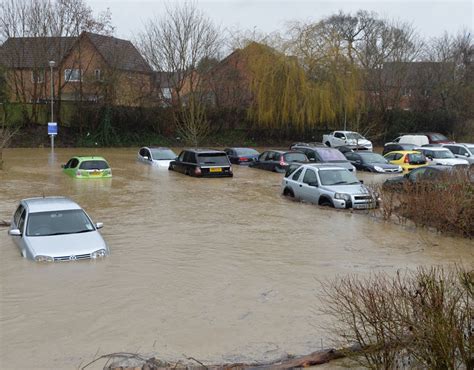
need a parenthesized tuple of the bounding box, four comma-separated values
(391, 135, 429, 147)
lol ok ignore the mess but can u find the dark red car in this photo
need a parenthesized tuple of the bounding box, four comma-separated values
(416, 132, 454, 144)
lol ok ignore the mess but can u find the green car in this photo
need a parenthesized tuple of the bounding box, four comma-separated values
(62, 156, 112, 178)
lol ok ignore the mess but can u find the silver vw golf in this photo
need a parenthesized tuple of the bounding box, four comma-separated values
(8, 197, 109, 262)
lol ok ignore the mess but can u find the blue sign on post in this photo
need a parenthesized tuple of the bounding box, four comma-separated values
(48, 122, 58, 135)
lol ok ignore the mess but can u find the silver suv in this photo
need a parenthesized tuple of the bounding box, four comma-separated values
(281, 164, 376, 209)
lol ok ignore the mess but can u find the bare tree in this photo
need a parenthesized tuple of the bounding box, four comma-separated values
(137, 0, 221, 145)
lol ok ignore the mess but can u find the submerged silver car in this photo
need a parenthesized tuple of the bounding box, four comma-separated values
(8, 197, 109, 262)
(281, 164, 377, 209)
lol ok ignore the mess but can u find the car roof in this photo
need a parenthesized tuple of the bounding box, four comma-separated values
(357, 151, 382, 156)
(294, 145, 338, 151)
(385, 150, 421, 155)
(73, 156, 107, 161)
(146, 147, 172, 150)
(301, 163, 350, 171)
(419, 147, 450, 151)
(226, 147, 257, 150)
(21, 197, 82, 213)
(444, 143, 473, 147)
(184, 148, 225, 154)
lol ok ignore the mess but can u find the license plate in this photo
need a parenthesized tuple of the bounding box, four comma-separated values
(209, 167, 222, 173)
(91, 171, 102, 176)
(354, 204, 369, 209)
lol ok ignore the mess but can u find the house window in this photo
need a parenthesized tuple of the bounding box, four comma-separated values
(402, 88, 412, 97)
(161, 87, 172, 100)
(64, 69, 82, 82)
(31, 70, 44, 83)
(94, 69, 102, 81)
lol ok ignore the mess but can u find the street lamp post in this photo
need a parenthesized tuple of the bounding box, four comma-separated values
(49, 60, 55, 150)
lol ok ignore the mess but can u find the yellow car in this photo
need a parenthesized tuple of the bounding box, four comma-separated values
(383, 150, 428, 173)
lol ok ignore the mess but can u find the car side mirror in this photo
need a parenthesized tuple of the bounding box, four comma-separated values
(309, 158, 315, 162)
(9, 229, 21, 236)
(464, 153, 470, 157)
(95, 222, 104, 229)
(308, 181, 318, 187)
(355, 160, 362, 164)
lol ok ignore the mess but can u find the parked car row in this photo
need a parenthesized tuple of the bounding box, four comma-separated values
(9, 136, 472, 263)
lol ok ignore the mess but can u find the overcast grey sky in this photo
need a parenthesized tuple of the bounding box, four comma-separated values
(89, 0, 473, 40)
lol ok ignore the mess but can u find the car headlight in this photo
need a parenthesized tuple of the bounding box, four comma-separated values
(374, 166, 384, 173)
(35, 255, 54, 262)
(334, 193, 351, 201)
(91, 249, 107, 259)
(398, 166, 402, 172)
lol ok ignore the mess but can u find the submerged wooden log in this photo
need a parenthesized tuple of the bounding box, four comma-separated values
(102, 346, 360, 370)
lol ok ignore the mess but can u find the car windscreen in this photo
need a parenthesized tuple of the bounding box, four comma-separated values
(284, 152, 307, 162)
(197, 153, 230, 165)
(359, 153, 388, 164)
(430, 133, 449, 141)
(150, 149, 176, 160)
(432, 150, 455, 159)
(407, 153, 426, 164)
(26, 210, 95, 237)
(234, 148, 259, 156)
(319, 169, 360, 186)
(346, 132, 364, 140)
(79, 160, 109, 170)
(316, 148, 346, 161)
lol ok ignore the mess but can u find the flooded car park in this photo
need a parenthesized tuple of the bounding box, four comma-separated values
(0, 148, 472, 369)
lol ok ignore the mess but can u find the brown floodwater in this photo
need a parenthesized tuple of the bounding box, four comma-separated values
(0, 148, 472, 369)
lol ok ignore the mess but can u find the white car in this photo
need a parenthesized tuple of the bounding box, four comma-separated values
(323, 131, 373, 151)
(281, 164, 376, 209)
(418, 147, 469, 166)
(442, 143, 474, 165)
(8, 197, 109, 262)
(389, 134, 429, 147)
(138, 147, 177, 168)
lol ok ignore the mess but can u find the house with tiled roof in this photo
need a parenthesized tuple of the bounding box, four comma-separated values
(0, 31, 154, 108)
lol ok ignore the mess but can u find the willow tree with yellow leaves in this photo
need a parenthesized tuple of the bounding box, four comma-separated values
(243, 13, 368, 133)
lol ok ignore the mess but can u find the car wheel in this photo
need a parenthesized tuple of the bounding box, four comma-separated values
(319, 198, 333, 207)
(283, 188, 295, 198)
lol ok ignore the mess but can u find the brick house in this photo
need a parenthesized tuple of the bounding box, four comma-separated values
(0, 32, 153, 107)
(366, 61, 455, 111)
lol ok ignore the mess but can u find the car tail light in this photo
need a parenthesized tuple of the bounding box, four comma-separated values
(76, 171, 82, 176)
(194, 167, 201, 176)
(404, 155, 409, 163)
(239, 157, 248, 162)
